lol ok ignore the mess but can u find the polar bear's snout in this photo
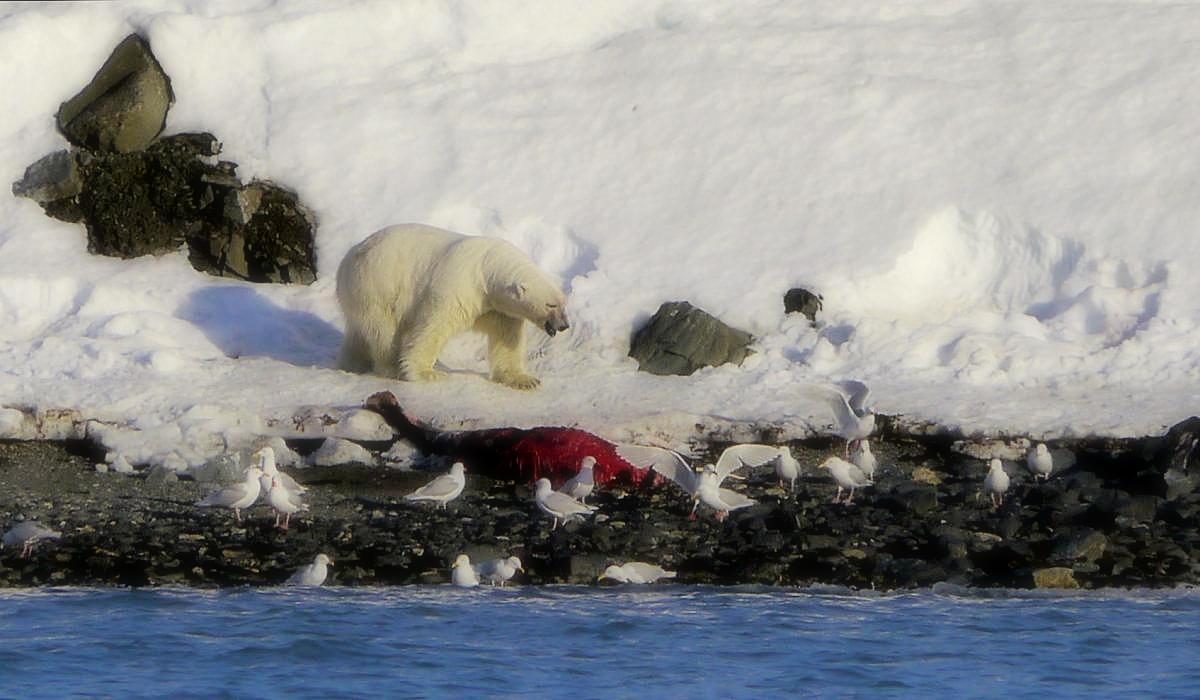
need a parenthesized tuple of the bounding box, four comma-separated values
(544, 312, 570, 337)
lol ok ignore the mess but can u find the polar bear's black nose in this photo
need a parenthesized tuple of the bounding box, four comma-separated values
(545, 317, 569, 337)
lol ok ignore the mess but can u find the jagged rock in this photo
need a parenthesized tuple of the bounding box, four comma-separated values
(56, 34, 174, 153)
(187, 453, 245, 484)
(1155, 417, 1200, 499)
(1051, 528, 1107, 563)
(144, 465, 179, 486)
(12, 150, 82, 204)
(69, 133, 225, 256)
(19, 32, 317, 283)
(21, 132, 317, 283)
(629, 301, 753, 376)
(783, 287, 822, 323)
(308, 438, 375, 467)
(190, 181, 317, 284)
(910, 466, 942, 485)
(1032, 566, 1079, 589)
(883, 482, 938, 515)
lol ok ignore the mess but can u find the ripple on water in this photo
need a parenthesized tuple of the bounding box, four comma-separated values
(0, 586, 1198, 698)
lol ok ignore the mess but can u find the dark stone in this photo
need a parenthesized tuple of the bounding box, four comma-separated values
(73, 134, 216, 257)
(881, 482, 939, 515)
(12, 150, 82, 204)
(783, 287, 823, 323)
(25, 133, 317, 283)
(628, 301, 753, 376)
(1117, 494, 1158, 523)
(1050, 528, 1107, 563)
(144, 465, 178, 486)
(1146, 417, 1200, 499)
(189, 181, 317, 284)
(56, 34, 174, 153)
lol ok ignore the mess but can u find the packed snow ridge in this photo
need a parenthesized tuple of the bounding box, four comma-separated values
(2, 2, 1200, 470)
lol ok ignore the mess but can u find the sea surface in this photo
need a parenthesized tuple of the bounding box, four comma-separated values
(1, 585, 1197, 699)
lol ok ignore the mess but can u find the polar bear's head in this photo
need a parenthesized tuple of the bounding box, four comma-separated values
(495, 276, 570, 336)
(480, 238, 570, 336)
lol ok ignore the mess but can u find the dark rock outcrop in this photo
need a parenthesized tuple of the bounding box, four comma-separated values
(56, 34, 174, 153)
(629, 301, 753, 376)
(12, 150, 82, 204)
(14, 34, 317, 284)
(783, 287, 822, 324)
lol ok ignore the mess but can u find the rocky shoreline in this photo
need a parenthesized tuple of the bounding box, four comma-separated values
(3, 415, 1200, 590)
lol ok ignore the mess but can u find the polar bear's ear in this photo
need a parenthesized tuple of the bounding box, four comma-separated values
(508, 282, 527, 299)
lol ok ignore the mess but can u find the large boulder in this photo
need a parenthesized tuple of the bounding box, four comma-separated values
(11, 150, 82, 205)
(15, 132, 317, 283)
(56, 34, 174, 153)
(783, 287, 822, 324)
(1032, 566, 1080, 589)
(629, 301, 753, 376)
(14, 35, 318, 285)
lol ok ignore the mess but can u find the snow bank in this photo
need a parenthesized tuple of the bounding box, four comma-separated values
(2, 1, 1200, 468)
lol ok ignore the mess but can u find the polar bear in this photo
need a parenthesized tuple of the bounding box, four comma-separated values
(335, 223, 569, 390)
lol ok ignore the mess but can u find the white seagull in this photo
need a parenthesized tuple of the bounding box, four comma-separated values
(1027, 444, 1053, 481)
(256, 446, 307, 497)
(475, 556, 524, 586)
(195, 467, 264, 522)
(2, 521, 62, 558)
(267, 474, 308, 530)
(598, 562, 677, 584)
(534, 477, 596, 530)
(404, 462, 466, 509)
(616, 444, 746, 515)
(714, 444, 801, 491)
(817, 380, 876, 454)
(695, 465, 757, 522)
(558, 456, 596, 504)
(818, 456, 872, 504)
(984, 458, 1010, 508)
(286, 553, 333, 586)
(851, 439, 878, 481)
(451, 554, 479, 588)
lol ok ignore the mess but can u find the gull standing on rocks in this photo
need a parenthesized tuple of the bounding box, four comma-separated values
(2, 521, 62, 558)
(984, 458, 1010, 508)
(451, 554, 479, 587)
(534, 477, 596, 530)
(816, 380, 876, 454)
(851, 439, 878, 481)
(475, 556, 523, 586)
(558, 456, 596, 504)
(195, 467, 264, 522)
(598, 562, 677, 584)
(256, 446, 307, 496)
(286, 553, 333, 586)
(1027, 444, 1053, 481)
(818, 457, 873, 504)
(695, 465, 757, 522)
(268, 474, 308, 530)
(404, 462, 466, 509)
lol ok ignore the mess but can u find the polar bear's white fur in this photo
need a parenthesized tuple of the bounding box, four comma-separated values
(335, 223, 569, 390)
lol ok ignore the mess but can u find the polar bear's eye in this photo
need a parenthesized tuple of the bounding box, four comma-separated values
(546, 303, 558, 309)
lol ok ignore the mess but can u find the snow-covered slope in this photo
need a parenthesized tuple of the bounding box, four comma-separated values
(2, 1, 1199, 467)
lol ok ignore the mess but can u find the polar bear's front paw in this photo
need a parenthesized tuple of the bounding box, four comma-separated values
(401, 362, 447, 382)
(495, 372, 540, 391)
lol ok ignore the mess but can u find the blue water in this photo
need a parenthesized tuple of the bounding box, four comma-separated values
(1, 586, 1198, 699)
